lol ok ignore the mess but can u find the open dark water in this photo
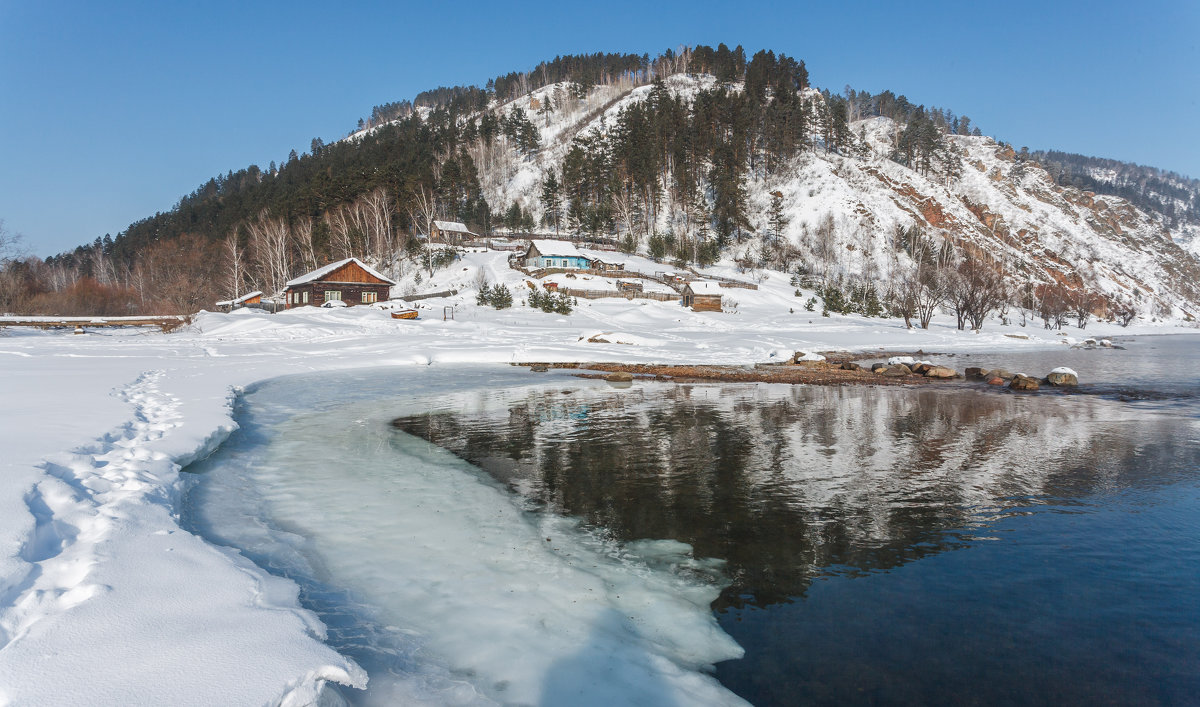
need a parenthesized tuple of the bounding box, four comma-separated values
(185, 335, 1200, 706)
(390, 336, 1200, 706)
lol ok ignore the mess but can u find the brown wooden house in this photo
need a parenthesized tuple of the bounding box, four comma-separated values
(681, 281, 724, 312)
(431, 220, 480, 245)
(283, 258, 396, 308)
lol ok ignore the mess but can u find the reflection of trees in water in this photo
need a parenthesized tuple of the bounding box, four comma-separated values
(392, 384, 1188, 609)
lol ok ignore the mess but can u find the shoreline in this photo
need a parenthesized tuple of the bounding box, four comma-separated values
(524, 356, 953, 387)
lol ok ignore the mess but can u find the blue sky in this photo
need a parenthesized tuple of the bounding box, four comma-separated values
(1, 0, 1196, 256)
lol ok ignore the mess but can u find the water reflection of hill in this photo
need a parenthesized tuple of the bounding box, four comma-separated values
(392, 383, 1195, 609)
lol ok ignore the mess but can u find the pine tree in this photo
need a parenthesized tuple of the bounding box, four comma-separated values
(540, 171, 562, 235)
(768, 191, 789, 244)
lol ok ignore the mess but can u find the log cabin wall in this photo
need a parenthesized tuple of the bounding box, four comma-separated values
(285, 282, 390, 307)
(688, 294, 723, 312)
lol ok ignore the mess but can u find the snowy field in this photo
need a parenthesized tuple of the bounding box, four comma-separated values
(0, 252, 1193, 704)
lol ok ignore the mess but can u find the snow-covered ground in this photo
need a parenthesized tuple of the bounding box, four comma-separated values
(0, 254, 1193, 704)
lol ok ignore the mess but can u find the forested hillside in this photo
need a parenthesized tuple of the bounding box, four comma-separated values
(2, 43, 1197, 324)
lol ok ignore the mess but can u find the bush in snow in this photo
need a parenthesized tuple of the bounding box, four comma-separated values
(476, 283, 514, 310)
(528, 287, 572, 314)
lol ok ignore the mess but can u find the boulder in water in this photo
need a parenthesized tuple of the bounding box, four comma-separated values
(1009, 374, 1039, 391)
(1045, 367, 1079, 386)
(925, 366, 958, 379)
(965, 367, 987, 380)
(840, 362, 862, 371)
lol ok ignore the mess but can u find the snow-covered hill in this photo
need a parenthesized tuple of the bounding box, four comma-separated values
(446, 75, 1200, 321)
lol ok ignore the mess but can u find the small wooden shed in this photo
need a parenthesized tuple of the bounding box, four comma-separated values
(215, 290, 263, 312)
(681, 281, 724, 312)
(283, 258, 396, 308)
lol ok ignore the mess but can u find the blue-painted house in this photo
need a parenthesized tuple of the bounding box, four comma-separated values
(524, 240, 591, 270)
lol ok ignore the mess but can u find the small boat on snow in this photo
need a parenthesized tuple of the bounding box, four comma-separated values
(390, 309, 419, 320)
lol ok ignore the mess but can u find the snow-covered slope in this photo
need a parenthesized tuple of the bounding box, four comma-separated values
(464, 77, 1200, 320)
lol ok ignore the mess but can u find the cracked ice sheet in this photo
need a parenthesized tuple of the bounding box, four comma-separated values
(0, 306, 1188, 705)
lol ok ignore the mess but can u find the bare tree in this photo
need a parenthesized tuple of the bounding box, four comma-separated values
(1110, 296, 1137, 327)
(223, 229, 246, 299)
(0, 220, 20, 263)
(325, 207, 355, 261)
(896, 254, 949, 329)
(293, 216, 318, 272)
(245, 210, 293, 296)
(1037, 284, 1071, 330)
(612, 188, 641, 245)
(407, 185, 440, 244)
(0, 220, 25, 311)
(812, 213, 839, 278)
(361, 188, 395, 263)
(1069, 287, 1101, 329)
(947, 257, 1008, 330)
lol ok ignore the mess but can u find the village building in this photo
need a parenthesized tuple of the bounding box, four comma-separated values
(214, 291, 263, 312)
(430, 220, 480, 245)
(487, 237, 526, 252)
(282, 258, 395, 309)
(681, 280, 724, 312)
(591, 258, 624, 273)
(523, 240, 591, 270)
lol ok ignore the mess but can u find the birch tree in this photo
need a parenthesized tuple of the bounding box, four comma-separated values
(293, 216, 318, 272)
(223, 229, 246, 299)
(246, 210, 292, 296)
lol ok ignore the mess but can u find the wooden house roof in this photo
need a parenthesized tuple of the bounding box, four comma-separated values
(215, 290, 263, 306)
(684, 280, 724, 296)
(285, 258, 396, 287)
(433, 220, 478, 236)
(528, 239, 588, 259)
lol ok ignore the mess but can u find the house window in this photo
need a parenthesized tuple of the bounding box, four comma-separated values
(325, 290, 342, 301)
(362, 291, 377, 303)
(303, 291, 309, 304)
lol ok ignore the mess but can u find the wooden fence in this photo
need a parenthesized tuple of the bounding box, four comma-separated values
(0, 315, 189, 332)
(556, 288, 678, 303)
(402, 289, 459, 302)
